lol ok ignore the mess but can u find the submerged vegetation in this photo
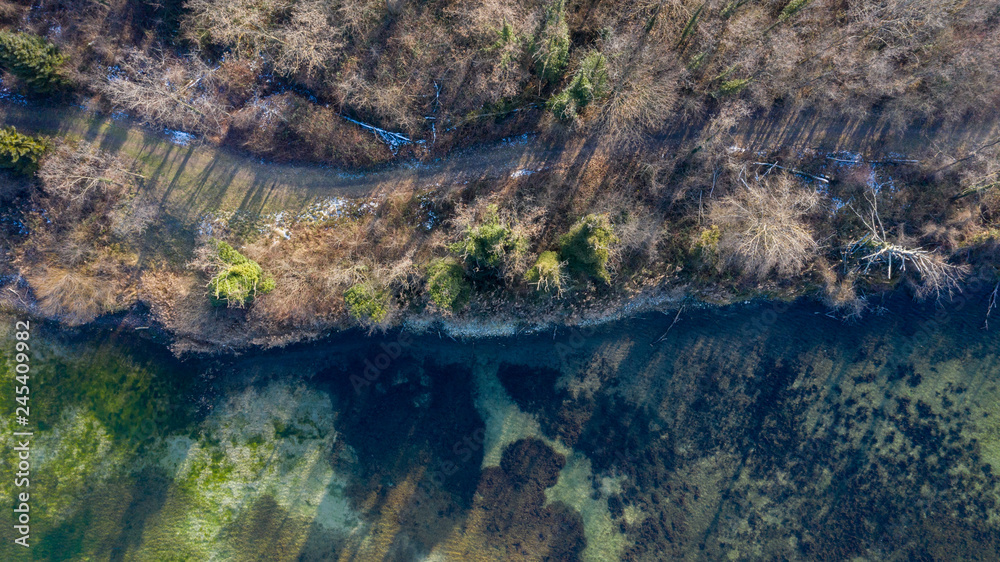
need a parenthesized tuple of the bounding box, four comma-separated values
(3, 289, 1000, 559)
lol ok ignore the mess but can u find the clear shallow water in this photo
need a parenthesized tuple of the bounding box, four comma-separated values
(1, 292, 999, 561)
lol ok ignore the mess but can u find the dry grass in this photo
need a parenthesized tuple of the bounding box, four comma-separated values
(14, 141, 145, 324)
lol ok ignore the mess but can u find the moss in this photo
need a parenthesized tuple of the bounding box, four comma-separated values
(558, 214, 618, 284)
(344, 283, 390, 323)
(0, 125, 47, 175)
(549, 51, 610, 121)
(208, 240, 274, 307)
(426, 257, 471, 312)
(525, 251, 564, 293)
(448, 205, 526, 274)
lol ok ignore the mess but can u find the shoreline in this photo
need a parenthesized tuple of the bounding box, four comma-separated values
(6, 276, 997, 356)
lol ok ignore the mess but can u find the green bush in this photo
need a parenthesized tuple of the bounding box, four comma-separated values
(696, 225, 721, 251)
(208, 241, 274, 307)
(0, 31, 68, 94)
(426, 257, 471, 312)
(448, 205, 526, 274)
(779, 0, 810, 21)
(525, 251, 564, 293)
(717, 77, 751, 97)
(344, 283, 390, 323)
(532, 0, 570, 85)
(490, 20, 522, 71)
(549, 51, 610, 121)
(558, 214, 618, 283)
(0, 126, 46, 175)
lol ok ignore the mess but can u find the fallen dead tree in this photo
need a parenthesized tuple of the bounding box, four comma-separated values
(847, 188, 968, 299)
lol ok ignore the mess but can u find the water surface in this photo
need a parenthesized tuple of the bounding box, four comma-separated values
(2, 292, 999, 560)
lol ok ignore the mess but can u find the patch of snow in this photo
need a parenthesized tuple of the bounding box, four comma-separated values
(164, 129, 196, 146)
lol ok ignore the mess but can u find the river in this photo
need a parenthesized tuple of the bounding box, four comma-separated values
(1, 291, 999, 560)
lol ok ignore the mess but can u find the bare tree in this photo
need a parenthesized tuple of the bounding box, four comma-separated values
(275, 0, 341, 79)
(14, 141, 144, 324)
(98, 49, 227, 135)
(710, 168, 820, 279)
(183, 0, 289, 58)
(185, 0, 341, 79)
(599, 33, 682, 146)
(37, 140, 143, 201)
(847, 187, 968, 299)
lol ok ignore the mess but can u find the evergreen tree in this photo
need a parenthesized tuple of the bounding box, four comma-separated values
(533, 0, 570, 85)
(549, 51, 610, 120)
(0, 31, 68, 94)
(0, 126, 47, 175)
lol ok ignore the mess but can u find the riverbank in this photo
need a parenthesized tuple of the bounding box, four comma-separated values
(3, 98, 999, 355)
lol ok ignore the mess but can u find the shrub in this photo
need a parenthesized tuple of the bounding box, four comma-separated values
(779, 0, 811, 21)
(208, 241, 275, 307)
(426, 257, 471, 312)
(449, 204, 527, 275)
(490, 20, 521, 71)
(709, 174, 819, 279)
(525, 251, 565, 293)
(0, 31, 67, 94)
(344, 283, 390, 323)
(0, 126, 47, 175)
(558, 214, 618, 283)
(532, 0, 569, 85)
(549, 51, 610, 120)
(716, 78, 751, 97)
(598, 36, 681, 145)
(697, 225, 721, 251)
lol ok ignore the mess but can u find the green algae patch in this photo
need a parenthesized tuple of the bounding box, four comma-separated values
(7, 339, 184, 444)
(135, 381, 360, 560)
(545, 452, 627, 562)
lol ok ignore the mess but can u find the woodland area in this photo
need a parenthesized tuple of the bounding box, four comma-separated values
(2, 0, 1000, 162)
(0, 0, 999, 351)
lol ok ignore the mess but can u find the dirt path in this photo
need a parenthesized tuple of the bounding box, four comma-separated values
(0, 103, 566, 222)
(4, 102, 999, 225)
